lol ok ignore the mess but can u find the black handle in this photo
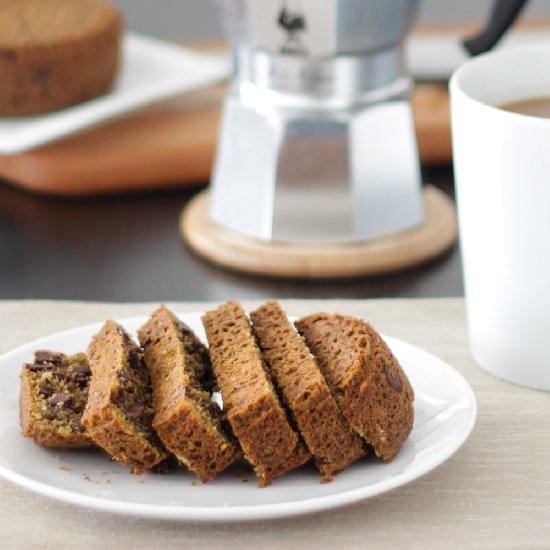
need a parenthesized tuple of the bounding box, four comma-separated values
(463, 0, 530, 56)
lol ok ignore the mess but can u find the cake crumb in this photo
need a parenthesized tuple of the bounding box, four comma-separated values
(58, 465, 71, 472)
(20, 351, 94, 448)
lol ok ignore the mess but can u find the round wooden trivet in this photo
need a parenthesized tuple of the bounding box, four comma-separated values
(180, 185, 457, 279)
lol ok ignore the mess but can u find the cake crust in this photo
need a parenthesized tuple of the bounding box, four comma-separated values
(295, 313, 414, 462)
(250, 301, 366, 481)
(202, 301, 311, 487)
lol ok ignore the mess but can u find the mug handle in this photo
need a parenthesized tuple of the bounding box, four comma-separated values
(463, 0, 529, 56)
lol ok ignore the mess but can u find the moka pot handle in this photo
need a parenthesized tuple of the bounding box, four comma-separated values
(463, 0, 530, 56)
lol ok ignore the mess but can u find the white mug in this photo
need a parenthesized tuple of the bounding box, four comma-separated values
(450, 44, 550, 391)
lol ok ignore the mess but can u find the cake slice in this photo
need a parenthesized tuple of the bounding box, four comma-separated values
(202, 301, 311, 487)
(137, 306, 240, 482)
(250, 302, 366, 481)
(20, 350, 94, 448)
(295, 313, 414, 462)
(82, 320, 168, 474)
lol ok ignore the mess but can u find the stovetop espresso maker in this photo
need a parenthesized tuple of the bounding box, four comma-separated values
(210, 0, 527, 244)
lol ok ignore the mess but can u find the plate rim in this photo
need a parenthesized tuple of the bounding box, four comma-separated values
(0, 312, 477, 522)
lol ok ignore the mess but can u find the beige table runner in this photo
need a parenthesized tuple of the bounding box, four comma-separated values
(1, 299, 549, 549)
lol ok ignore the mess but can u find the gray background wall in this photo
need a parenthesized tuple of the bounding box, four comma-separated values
(111, 0, 550, 41)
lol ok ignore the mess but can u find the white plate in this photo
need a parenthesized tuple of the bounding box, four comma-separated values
(0, 312, 476, 522)
(0, 33, 230, 155)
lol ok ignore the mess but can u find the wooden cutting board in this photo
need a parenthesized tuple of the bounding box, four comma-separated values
(0, 26, 455, 200)
(0, 82, 451, 196)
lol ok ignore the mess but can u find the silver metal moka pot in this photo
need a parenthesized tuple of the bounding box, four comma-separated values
(210, 0, 423, 243)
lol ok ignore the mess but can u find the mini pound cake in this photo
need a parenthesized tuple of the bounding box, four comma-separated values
(202, 301, 311, 487)
(82, 321, 168, 474)
(0, 0, 122, 116)
(137, 306, 239, 483)
(250, 302, 366, 482)
(295, 313, 414, 462)
(20, 350, 94, 447)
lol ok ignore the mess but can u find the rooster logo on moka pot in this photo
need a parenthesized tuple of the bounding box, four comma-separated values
(277, 0, 308, 54)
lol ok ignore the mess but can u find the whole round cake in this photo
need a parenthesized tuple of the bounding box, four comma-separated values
(0, 0, 122, 116)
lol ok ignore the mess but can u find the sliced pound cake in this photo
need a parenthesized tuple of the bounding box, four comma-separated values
(20, 350, 94, 448)
(250, 301, 366, 482)
(137, 306, 240, 483)
(295, 313, 414, 462)
(82, 320, 168, 474)
(202, 301, 311, 487)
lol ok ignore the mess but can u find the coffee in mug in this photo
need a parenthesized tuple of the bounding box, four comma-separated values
(500, 97, 550, 118)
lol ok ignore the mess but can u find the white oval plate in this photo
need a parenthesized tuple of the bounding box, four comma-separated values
(0, 312, 476, 522)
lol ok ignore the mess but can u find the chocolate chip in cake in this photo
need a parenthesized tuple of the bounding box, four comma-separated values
(384, 363, 403, 393)
(35, 351, 65, 365)
(49, 393, 72, 406)
(25, 362, 51, 372)
(73, 364, 91, 375)
(51, 368, 69, 379)
(38, 385, 55, 396)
